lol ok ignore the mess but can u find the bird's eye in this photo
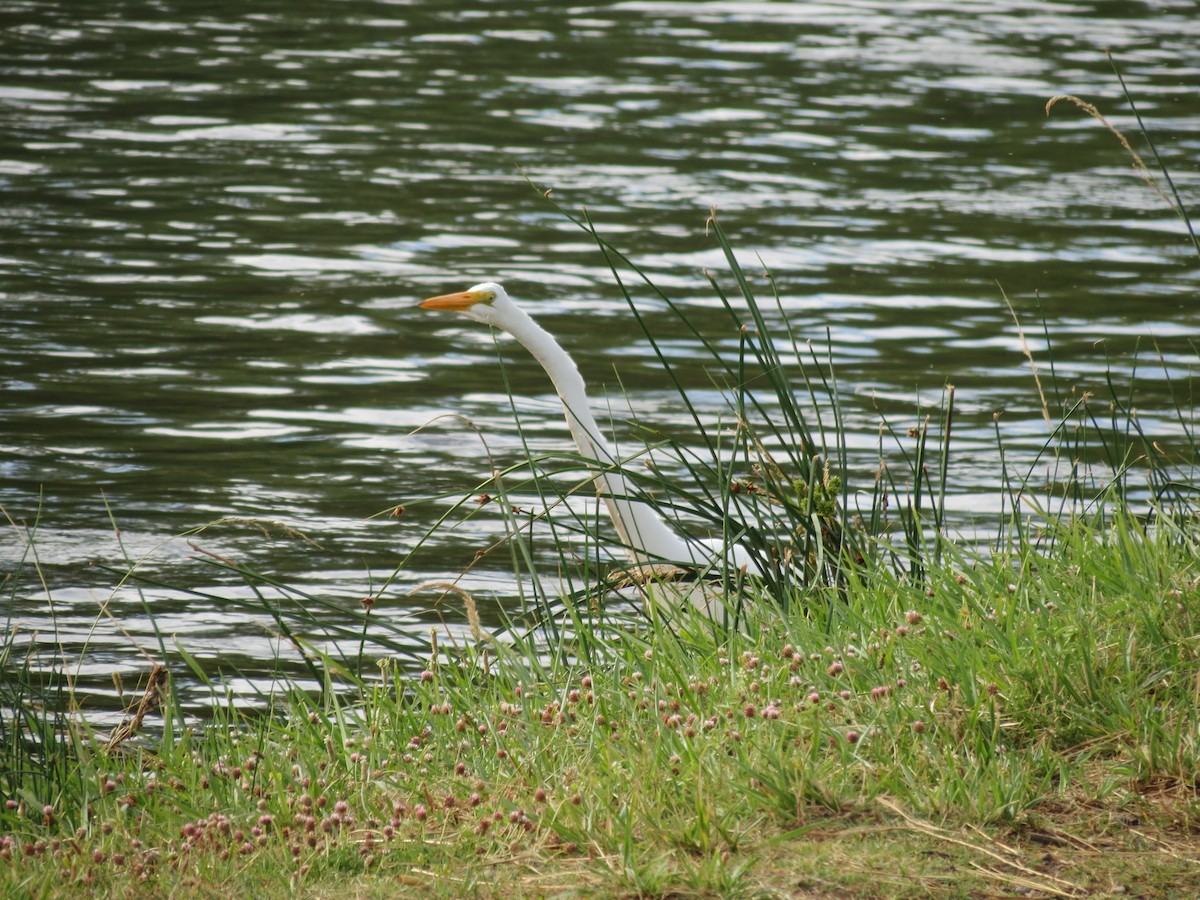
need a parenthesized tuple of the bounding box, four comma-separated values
(484, 292, 496, 303)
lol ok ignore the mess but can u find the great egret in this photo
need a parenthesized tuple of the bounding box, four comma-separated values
(419, 282, 758, 598)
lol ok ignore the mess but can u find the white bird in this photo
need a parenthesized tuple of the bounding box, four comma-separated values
(419, 282, 758, 605)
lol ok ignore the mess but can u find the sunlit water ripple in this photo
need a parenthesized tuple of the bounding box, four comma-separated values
(1, 0, 1196, 713)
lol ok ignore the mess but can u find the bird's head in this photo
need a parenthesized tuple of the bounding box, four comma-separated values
(419, 281, 511, 327)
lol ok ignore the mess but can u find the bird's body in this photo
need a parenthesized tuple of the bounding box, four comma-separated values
(420, 282, 756, 609)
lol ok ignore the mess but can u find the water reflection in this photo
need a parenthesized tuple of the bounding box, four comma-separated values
(1, 0, 1196, 710)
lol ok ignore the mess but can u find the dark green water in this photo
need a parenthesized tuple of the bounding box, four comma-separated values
(2, 1, 1197, 711)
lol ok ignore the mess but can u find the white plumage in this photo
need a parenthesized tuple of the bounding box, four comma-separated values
(420, 282, 757, 608)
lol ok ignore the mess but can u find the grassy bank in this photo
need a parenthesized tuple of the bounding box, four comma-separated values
(2, 502, 1198, 896)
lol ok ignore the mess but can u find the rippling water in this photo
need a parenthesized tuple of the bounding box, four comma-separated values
(2, 1, 1197, 711)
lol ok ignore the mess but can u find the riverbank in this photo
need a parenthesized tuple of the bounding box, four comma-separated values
(3, 501, 1198, 897)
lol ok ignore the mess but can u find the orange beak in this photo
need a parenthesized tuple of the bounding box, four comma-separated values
(419, 290, 490, 311)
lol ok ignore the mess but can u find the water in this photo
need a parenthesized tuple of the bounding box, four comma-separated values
(2, 0, 1197, 713)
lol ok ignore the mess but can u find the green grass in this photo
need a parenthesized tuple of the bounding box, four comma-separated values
(2, 504, 1198, 897)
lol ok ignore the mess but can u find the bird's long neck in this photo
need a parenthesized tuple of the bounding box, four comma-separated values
(499, 306, 695, 566)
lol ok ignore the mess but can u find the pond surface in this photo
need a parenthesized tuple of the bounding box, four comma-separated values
(2, 0, 1197, 713)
